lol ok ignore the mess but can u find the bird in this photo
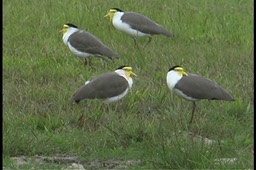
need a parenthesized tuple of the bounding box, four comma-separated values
(166, 65, 235, 124)
(104, 8, 173, 47)
(72, 65, 136, 104)
(60, 23, 119, 66)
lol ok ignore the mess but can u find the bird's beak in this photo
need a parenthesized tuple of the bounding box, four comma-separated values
(182, 71, 188, 76)
(104, 12, 113, 22)
(130, 71, 137, 77)
(104, 12, 110, 18)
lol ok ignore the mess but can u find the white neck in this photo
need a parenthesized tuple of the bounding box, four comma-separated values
(62, 27, 78, 45)
(115, 69, 133, 88)
(113, 11, 124, 23)
(166, 70, 182, 90)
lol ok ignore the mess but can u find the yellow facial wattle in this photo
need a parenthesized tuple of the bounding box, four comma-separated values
(104, 10, 116, 22)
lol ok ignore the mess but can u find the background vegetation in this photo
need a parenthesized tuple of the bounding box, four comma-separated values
(3, 0, 253, 169)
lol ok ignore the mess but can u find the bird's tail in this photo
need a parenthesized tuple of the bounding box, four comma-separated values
(102, 47, 120, 59)
(158, 25, 174, 38)
(161, 29, 173, 38)
(215, 87, 235, 101)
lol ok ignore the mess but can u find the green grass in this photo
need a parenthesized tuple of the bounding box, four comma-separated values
(3, 0, 253, 169)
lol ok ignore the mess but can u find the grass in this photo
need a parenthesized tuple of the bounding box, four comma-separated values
(3, 0, 253, 169)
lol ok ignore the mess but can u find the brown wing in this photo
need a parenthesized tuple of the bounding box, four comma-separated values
(72, 72, 129, 103)
(69, 31, 119, 59)
(175, 74, 234, 101)
(121, 12, 172, 37)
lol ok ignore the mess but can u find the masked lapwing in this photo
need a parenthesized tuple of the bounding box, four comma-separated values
(104, 8, 173, 47)
(72, 65, 136, 104)
(61, 23, 119, 66)
(166, 65, 235, 124)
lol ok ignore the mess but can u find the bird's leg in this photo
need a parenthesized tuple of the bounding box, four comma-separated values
(78, 114, 87, 127)
(131, 37, 144, 58)
(132, 37, 140, 49)
(103, 103, 111, 113)
(84, 58, 91, 67)
(189, 101, 196, 124)
(143, 37, 152, 48)
(106, 104, 110, 113)
(84, 58, 88, 66)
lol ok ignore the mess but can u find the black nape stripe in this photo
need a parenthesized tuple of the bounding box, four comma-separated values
(116, 65, 128, 70)
(168, 65, 182, 71)
(111, 8, 123, 12)
(65, 23, 78, 28)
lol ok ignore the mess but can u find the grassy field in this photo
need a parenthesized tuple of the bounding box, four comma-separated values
(3, 0, 253, 169)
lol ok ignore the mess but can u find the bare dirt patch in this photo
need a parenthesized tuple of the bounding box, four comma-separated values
(9, 155, 142, 169)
